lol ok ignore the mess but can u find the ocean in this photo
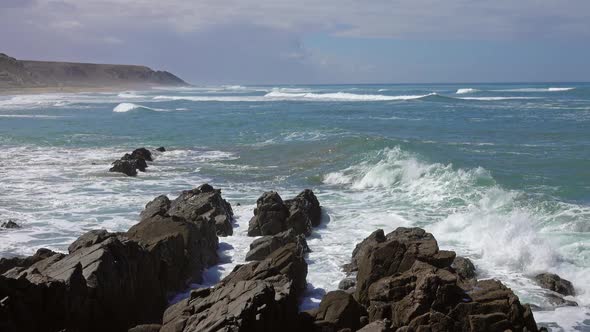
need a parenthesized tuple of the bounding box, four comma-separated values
(0, 83, 589, 330)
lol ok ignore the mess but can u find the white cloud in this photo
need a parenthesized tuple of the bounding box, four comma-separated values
(27, 0, 590, 40)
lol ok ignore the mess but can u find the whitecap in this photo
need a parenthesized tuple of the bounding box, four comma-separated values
(456, 88, 478, 94)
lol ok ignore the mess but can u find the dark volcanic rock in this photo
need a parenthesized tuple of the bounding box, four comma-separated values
(305, 290, 366, 332)
(0, 185, 231, 332)
(109, 148, 156, 176)
(534, 273, 575, 296)
(156, 146, 166, 152)
(160, 243, 307, 332)
(247, 189, 322, 237)
(167, 184, 234, 236)
(245, 228, 310, 261)
(0, 248, 63, 275)
(1, 232, 164, 332)
(338, 277, 356, 291)
(110, 159, 139, 176)
(130, 147, 153, 162)
(122, 153, 148, 172)
(0, 220, 21, 229)
(347, 227, 541, 332)
(452, 256, 476, 280)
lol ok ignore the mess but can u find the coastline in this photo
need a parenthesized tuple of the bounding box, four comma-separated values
(0, 85, 159, 96)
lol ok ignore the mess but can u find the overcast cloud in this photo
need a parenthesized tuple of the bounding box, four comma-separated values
(1, 0, 589, 83)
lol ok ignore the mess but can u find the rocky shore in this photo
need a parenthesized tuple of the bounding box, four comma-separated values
(0, 180, 568, 331)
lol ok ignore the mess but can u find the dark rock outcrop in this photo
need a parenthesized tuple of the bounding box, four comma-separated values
(160, 243, 307, 332)
(0, 220, 21, 229)
(156, 147, 166, 152)
(345, 227, 540, 332)
(247, 189, 321, 237)
(534, 273, 575, 296)
(338, 277, 357, 292)
(303, 290, 367, 332)
(109, 147, 156, 177)
(167, 184, 235, 236)
(110, 159, 139, 176)
(0, 185, 230, 332)
(245, 228, 310, 261)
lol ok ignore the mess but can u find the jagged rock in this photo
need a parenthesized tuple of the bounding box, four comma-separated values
(128, 324, 162, 332)
(1, 233, 163, 332)
(452, 257, 476, 280)
(534, 273, 575, 296)
(358, 319, 392, 332)
(122, 153, 148, 172)
(355, 227, 455, 304)
(544, 293, 578, 307)
(247, 189, 321, 237)
(0, 220, 21, 229)
(0, 248, 63, 275)
(348, 227, 541, 332)
(305, 290, 366, 332)
(167, 184, 234, 236)
(160, 243, 307, 332)
(284, 189, 322, 227)
(0, 185, 231, 332)
(344, 229, 386, 273)
(156, 147, 166, 152)
(109, 159, 139, 176)
(109, 148, 155, 176)
(247, 191, 290, 236)
(130, 148, 153, 162)
(338, 277, 357, 291)
(245, 228, 310, 261)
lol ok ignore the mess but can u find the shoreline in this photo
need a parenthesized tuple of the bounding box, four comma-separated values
(0, 85, 174, 96)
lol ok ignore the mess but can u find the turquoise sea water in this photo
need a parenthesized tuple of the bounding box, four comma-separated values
(0, 83, 589, 330)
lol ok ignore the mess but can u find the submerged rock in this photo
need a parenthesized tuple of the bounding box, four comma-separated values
(155, 146, 166, 152)
(535, 273, 575, 296)
(0, 220, 21, 229)
(247, 189, 321, 237)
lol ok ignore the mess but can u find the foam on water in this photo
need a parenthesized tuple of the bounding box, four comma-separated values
(456, 88, 479, 94)
(113, 102, 172, 113)
(320, 147, 590, 329)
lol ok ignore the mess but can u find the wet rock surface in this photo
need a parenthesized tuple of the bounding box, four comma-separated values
(247, 189, 321, 237)
(160, 243, 307, 332)
(0, 184, 230, 332)
(109, 147, 161, 176)
(0, 220, 21, 229)
(245, 228, 310, 261)
(346, 227, 541, 332)
(534, 273, 575, 296)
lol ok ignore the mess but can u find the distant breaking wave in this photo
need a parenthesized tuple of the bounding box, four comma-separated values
(113, 102, 173, 113)
(264, 91, 436, 101)
(153, 92, 437, 102)
(457, 87, 575, 94)
(456, 88, 479, 94)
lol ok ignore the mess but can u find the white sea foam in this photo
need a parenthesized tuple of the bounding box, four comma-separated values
(458, 96, 541, 101)
(321, 146, 590, 327)
(112, 102, 172, 113)
(456, 88, 478, 94)
(117, 91, 142, 98)
(494, 87, 576, 92)
(264, 91, 435, 101)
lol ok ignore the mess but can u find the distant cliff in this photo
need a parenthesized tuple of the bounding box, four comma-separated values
(0, 53, 188, 90)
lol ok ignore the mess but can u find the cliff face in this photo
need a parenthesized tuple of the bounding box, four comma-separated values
(0, 53, 188, 89)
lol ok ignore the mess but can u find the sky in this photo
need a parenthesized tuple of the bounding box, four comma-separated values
(1, 0, 590, 84)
